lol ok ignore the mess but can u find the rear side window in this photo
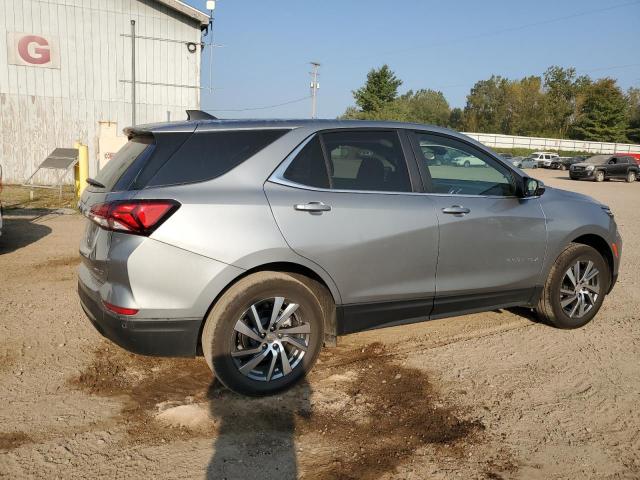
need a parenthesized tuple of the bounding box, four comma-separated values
(283, 137, 330, 188)
(94, 136, 153, 190)
(323, 131, 411, 192)
(147, 129, 288, 187)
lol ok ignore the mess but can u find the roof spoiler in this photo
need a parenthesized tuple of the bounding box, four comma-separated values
(186, 110, 217, 121)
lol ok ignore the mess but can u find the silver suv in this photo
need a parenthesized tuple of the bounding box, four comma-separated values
(78, 118, 622, 396)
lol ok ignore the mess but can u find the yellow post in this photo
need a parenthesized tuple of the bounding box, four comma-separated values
(78, 143, 89, 197)
(73, 141, 81, 197)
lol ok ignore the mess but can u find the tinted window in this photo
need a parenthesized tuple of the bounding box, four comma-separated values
(148, 129, 288, 186)
(321, 131, 411, 192)
(414, 132, 515, 196)
(283, 136, 329, 188)
(94, 136, 153, 190)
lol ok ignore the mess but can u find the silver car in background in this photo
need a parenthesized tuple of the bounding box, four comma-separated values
(78, 118, 622, 396)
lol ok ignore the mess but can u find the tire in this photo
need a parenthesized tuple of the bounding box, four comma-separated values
(560, 164, 567, 171)
(536, 243, 609, 329)
(594, 170, 605, 182)
(626, 171, 636, 183)
(201, 271, 325, 396)
(464, 160, 470, 168)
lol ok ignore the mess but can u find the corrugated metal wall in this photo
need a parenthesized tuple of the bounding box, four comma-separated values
(0, 0, 203, 183)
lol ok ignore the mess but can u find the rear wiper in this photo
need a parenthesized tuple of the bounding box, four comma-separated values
(86, 178, 106, 188)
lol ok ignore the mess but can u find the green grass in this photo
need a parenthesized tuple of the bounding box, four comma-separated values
(1, 185, 77, 210)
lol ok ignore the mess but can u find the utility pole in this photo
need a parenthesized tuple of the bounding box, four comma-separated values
(309, 62, 320, 119)
(131, 20, 136, 126)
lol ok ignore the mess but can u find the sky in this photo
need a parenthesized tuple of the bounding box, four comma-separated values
(182, 0, 640, 119)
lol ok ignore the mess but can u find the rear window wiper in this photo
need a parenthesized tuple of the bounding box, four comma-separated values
(86, 177, 106, 188)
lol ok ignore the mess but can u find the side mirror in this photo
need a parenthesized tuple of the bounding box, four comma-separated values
(522, 177, 545, 197)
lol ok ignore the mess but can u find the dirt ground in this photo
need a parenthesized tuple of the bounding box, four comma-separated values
(1, 169, 639, 479)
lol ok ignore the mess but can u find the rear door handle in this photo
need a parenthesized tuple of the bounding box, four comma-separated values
(442, 205, 470, 215)
(294, 202, 332, 212)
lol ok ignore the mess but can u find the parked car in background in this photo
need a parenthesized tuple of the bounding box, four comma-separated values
(570, 155, 639, 182)
(551, 156, 586, 170)
(77, 118, 622, 396)
(510, 157, 538, 169)
(528, 152, 560, 168)
(617, 152, 640, 166)
(499, 153, 513, 160)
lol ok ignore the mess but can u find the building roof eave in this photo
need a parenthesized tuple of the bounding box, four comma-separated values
(154, 0, 210, 27)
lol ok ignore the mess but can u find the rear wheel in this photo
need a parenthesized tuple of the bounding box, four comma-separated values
(626, 171, 636, 183)
(536, 243, 609, 329)
(594, 170, 605, 182)
(463, 160, 470, 168)
(201, 272, 325, 396)
(560, 164, 567, 171)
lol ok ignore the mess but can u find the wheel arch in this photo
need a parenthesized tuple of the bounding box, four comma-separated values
(196, 260, 340, 355)
(571, 233, 614, 286)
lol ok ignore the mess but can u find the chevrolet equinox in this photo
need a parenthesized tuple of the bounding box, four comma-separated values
(78, 118, 622, 396)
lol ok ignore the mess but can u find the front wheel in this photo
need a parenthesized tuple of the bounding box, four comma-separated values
(595, 170, 605, 182)
(201, 272, 325, 396)
(536, 243, 609, 329)
(464, 160, 470, 168)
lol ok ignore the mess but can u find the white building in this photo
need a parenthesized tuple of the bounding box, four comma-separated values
(0, 0, 209, 183)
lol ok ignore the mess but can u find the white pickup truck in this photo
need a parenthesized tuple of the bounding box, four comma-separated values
(528, 152, 559, 168)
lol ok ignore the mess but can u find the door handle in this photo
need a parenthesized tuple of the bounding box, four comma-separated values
(442, 205, 470, 215)
(294, 202, 332, 212)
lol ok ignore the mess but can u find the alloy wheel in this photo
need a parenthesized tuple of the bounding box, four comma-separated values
(231, 297, 310, 382)
(559, 260, 600, 319)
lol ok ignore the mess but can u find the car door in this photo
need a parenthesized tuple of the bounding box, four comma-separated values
(265, 129, 440, 333)
(409, 131, 547, 318)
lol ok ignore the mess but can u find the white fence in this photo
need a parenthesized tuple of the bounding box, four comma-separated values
(463, 132, 640, 155)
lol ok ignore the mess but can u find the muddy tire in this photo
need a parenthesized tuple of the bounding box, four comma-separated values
(201, 271, 324, 396)
(536, 243, 609, 329)
(594, 170, 605, 182)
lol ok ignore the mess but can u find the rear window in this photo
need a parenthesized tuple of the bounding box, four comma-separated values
(94, 136, 153, 190)
(146, 129, 288, 187)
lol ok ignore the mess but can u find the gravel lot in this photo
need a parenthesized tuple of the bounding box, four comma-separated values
(1, 169, 639, 479)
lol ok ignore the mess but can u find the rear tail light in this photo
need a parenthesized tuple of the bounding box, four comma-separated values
(87, 200, 179, 236)
(103, 301, 138, 316)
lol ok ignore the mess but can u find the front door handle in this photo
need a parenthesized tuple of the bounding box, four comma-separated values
(294, 202, 332, 213)
(442, 205, 470, 215)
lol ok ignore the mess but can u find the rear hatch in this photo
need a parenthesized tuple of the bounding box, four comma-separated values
(78, 122, 196, 283)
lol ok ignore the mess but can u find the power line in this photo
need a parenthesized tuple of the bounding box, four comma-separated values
(203, 95, 311, 112)
(340, 0, 640, 62)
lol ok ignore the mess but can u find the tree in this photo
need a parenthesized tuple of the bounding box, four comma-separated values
(352, 65, 402, 113)
(448, 108, 464, 131)
(543, 66, 591, 138)
(462, 76, 510, 133)
(570, 79, 630, 142)
(627, 87, 640, 143)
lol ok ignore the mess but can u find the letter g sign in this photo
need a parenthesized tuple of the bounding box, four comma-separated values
(18, 35, 50, 64)
(7, 32, 60, 69)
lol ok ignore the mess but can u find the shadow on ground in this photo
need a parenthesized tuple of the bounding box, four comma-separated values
(0, 211, 53, 255)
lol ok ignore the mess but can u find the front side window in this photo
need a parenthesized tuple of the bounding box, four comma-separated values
(414, 132, 516, 196)
(322, 131, 411, 192)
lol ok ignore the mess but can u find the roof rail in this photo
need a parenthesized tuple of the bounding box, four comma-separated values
(186, 110, 217, 121)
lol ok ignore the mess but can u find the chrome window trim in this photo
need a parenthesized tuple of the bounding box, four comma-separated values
(269, 132, 522, 200)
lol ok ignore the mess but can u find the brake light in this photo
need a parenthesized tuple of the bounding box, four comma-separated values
(87, 200, 179, 235)
(103, 301, 138, 316)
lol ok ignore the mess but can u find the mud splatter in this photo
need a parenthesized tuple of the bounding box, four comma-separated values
(68, 343, 214, 443)
(298, 343, 486, 479)
(0, 432, 33, 452)
(36, 255, 81, 269)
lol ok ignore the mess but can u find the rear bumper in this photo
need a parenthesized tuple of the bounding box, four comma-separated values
(78, 281, 201, 357)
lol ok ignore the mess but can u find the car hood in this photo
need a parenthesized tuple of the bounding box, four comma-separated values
(571, 162, 598, 168)
(544, 186, 604, 207)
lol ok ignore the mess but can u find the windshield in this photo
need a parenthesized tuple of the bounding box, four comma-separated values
(93, 136, 153, 190)
(583, 155, 610, 165)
